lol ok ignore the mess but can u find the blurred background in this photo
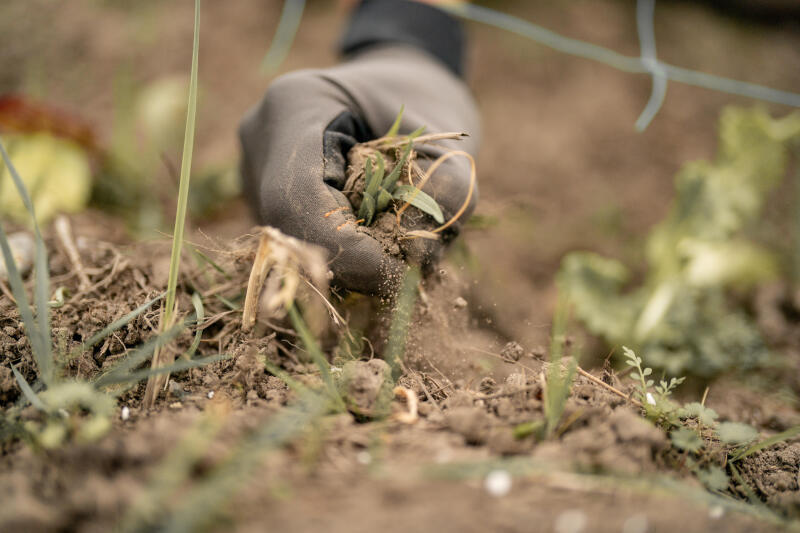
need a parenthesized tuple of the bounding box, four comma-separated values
(1, 0, 799, 352)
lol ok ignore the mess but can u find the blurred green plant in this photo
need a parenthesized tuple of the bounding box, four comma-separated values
(0, 137, 225, 449)
(560, 107, 800, 377)
(0, 133, 92, 225)
(543, 282, 577, 438)
(621, 346, 800, 500)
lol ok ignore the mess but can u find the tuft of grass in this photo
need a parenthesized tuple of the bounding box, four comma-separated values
(543, 283, 577, 438)
(0, 141, 52, 385)
(384, 266, 421, 380)
(0, 134, 220, 449)
(144, 0, 202, 408)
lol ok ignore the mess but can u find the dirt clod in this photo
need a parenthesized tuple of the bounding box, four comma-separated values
(337, 359, 393, 418)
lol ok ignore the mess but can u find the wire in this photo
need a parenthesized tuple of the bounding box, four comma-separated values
(445, 3, 800, 118)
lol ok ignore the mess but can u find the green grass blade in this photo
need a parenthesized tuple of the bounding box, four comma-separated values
(384, 266, 420, 379)
(192, 248, 230, 279)
(732, 425, 800, 462)
(264, 360, 312, 397)
(408, 126, 426, 140)
(164, 0, 200, 327)
(0, 222, 38, 353)
(373, 153, 385, 185)
(11, 364, 47, 411)
(96, 323, 186, 388)
(357, 194, 376, 226)
(393, 185, 444, 223)
(544, 284, 575, 437)
(381, 141, 415, 192)
(376, 187, 393, 212)
(288, 305, 342, 408)
(0, 141, 52, 385)
(185, 292, 205, 359)
(99, 354, 228, 388)
(385, 105, 405, 138)
(214, 293, 241, 311)
(363, 156, 381, 197)
(80, 293, 165, 353)
(145, 0, 201, 406)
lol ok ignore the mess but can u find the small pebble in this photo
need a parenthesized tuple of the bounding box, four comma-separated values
(356, 451, 372, 465)
(500, 341, 524, 363)
(622, 513, 648, 533)
(554, 509, 587, 533)
(453, 297, 468, 309)
(120, 406, 130, 421)
(708, 506, 725, 519)
(207, 391, 215, 399)
(169, 402, 182, 409)
(484, 469, 512, 497)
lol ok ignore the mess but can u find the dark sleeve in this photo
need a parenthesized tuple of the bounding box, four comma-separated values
(339, 0, 466, 78)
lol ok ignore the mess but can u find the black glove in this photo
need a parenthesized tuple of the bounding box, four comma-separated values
(239, 2, 480, 296)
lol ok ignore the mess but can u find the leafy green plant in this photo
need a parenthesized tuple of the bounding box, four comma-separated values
(560, 107, 800, 377)
(355, 139, 442, 225)
(619, 347, 796, 499)
(0, 138, 225, 449)
(348, 108, 461, 227)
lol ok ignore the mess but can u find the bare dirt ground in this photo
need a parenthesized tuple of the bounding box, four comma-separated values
(1, 1, 800, 531)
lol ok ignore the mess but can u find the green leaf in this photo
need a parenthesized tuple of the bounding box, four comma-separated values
(98, 353, 228, 388)
(513, 420, 544, 440)
(671, 427, 703, 452)
(382, 142, 414, 193)
(363, 157, 381, 197)
(717, 422, 758, 445)
(358, 194, 376, 226)
(94, 323, 186, 388)
(393, 185, 444, 224)
(408, 125, 426, 139)
(161, 0, 201, 335)
(79, 293, 165, 353)
(679, 402, 719, 426)
(0, 141, 52, 385)
(696, 465, 730, 492)
(11, 364, 47, 411)
(186, 292, 205, 359)
(376, 187, 393, 212)
(732, 425, 800, 461)
(373, 153, 385, 184)
(385, 105, 405, 138)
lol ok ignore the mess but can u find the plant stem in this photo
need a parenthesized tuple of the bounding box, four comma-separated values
(143, 0, 201, 408)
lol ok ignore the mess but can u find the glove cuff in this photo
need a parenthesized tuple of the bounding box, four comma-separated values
(340, 0, 466, 77)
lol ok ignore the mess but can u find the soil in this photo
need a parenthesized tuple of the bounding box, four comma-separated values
(2, 0, 800, 532)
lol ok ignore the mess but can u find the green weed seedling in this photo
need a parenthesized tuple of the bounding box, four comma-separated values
(0, 116, 223, 450)
(354, 114, 442, 226)
(621, 346, 800, 507)
(347, 107, 476, 231)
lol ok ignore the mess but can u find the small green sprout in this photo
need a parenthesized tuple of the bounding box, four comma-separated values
(355, 126, 444, 226)
(351, 108, 457, 227)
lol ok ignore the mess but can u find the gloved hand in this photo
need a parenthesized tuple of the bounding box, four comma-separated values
(239, 4, 480, 296)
